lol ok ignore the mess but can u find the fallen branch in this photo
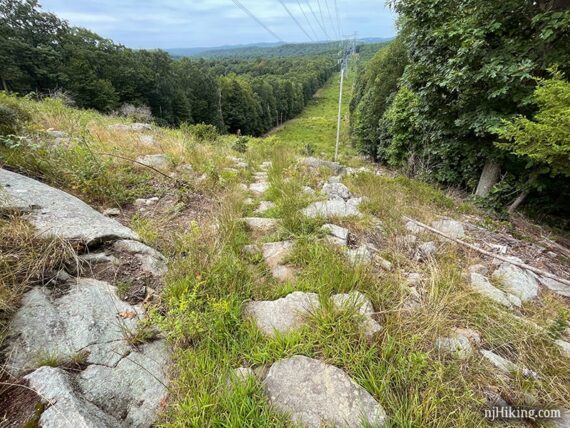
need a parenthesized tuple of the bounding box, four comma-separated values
(403, 216, 570, 287)
(95, 152, 175, 181)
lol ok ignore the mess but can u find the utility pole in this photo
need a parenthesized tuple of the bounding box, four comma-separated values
(334, 64, 345, 162)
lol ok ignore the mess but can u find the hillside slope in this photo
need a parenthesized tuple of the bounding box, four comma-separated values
(1, 89, 570, 427)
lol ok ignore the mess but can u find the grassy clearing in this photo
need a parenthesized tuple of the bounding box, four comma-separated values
(269, 72, 357, 162)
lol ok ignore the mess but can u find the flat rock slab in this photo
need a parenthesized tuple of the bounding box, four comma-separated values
(492, 262, 539, 302)
(254, 200, 276, 215)
(242, 217, 279, 234)
(470, 272, 521, 308)
(244, 292, 319, 337)
(0, 169, 138, 245)
(136, 154, 169, 170)
(480, 350, 538, 379)
(431, 219, 465, 239)
(25, 340, 168, 428)
(264, 355, 386, 427)
(249, 182, 270, 195)
(109, 123, 152, 132)
(5, 278, 145, 375)
(303, 198, 363, 218)
(322, 182, 351, 201)
(262, 241, 294, 268)
(539, 276, 570, 298)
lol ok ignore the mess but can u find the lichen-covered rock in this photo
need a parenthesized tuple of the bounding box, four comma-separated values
(303, 198, 362, 218)
(0, 169, 138, 245)
(244, 292, 319, 337)
(538, 276, 570, 298)
(254, 200, 276, 215)
(322, 182, 352, 201)
(301, 157, 345, 175)
(481, 350, 538, 379)
(331, 292, 382, 338)
(435, 328, 479, 359)
(431, 219, 465, 239)
(136, 154, 169, 170)
(263, 355, 386, 427)
(242, 217, 279, 234)
(470, 272, 521, 308)
(249, 182, 270, 195)
(321, 223, 349, 244)
(492, 262, 539, 302)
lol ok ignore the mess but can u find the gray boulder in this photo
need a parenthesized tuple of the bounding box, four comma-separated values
(244, 292, 319, 337)
(492, 262, 539, 302)
(264, 355, 386, 427)
(301, 157, 345, 175)
(0, 169, 138, 245)
(5, 278, 144, 375)
(322, 182, 352, 201)
(431, 219, 465, 239)
(469, 272, 521, 308)
(480, 349, 538, 379)
(321, 223, 349, 244)
(136, 154, 169, 170)
(303, 199, 362, 218)
(538, 276, 570, 298)
(113, 239, 167, 276)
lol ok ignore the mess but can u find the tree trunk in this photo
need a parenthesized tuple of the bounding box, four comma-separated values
(1, 77, 8, 92)
(475, 159, 501, 197)
(508, 189, 530, 214)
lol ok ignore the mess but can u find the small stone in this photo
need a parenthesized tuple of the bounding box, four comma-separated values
(321, 223, 349, 243)
(492, 263, 539, 302)
(331, 291, 382, 338)
(324, 236, 348, 248)
(377, 257, 393, 271)
(113, 240, 167, 276)
(404, 220, 424, 234)
(435, 329, 477, 359)
(263, 355, 387, 428)
(237, 183, 248, 191)
(138, 134, 155, 146)
(262, 241, 294, 269)
(242, 217, 279, 234)
(254, 201, 276, 215)
(302, 186, 315, 195)
(431, 218, 465, 239)
(260, 161, 272, 171)
(346, 245, 372, 264)
(244, 292, 319, 337)
(228, 367, 256, 385)
(416, 241, 437, 261)
(243, 197, 254, 205)
(271, 265, 296, 282)
(405, 273, 423, 287)
(103, 208, 121, 217)
(243, 244, 260, 255)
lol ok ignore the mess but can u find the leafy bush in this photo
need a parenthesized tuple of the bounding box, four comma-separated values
(231, 136, 248, 153)
(0, 93, 31, 136)
(181, 123, 219, 142)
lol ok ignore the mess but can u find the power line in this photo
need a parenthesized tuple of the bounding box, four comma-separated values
(309, 0, 330, 39)
(333, 0, 343, 41)
(316, 0, 331, 39)
(277, 0, 313, 41)
(230, 0, 285, 43)
(296, 0, 320, 41)
(323, 0, 337, 39)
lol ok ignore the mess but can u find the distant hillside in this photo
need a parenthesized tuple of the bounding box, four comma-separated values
(167, 38, 393, 59)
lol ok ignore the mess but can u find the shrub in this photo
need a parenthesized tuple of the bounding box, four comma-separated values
(232, 136, 248, 153)
(0, 93, 31, 137)
(181, 123, 219, 142)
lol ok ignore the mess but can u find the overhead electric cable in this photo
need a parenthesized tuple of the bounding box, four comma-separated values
(323, 0, 337, 39)
(333, 0, 343, 40)
(296, 0, 320, 41)
(307, 0, 330, 39)
(230, 0, 285, 43)
(277, 0, 313, 41)
(316, 0, 331, 39)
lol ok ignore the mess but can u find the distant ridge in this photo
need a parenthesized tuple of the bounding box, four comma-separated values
(166, 37, 393, 59)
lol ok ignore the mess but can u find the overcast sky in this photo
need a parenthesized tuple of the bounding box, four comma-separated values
(38, 0, 396, 49)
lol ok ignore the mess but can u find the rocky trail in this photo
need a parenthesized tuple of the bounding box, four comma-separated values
(1, 119, 570, 427)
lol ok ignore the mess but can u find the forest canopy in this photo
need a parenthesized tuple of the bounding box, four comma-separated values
(0, 0, 337, 135)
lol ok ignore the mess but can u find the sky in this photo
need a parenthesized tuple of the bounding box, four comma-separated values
(38, 0, 397, 49)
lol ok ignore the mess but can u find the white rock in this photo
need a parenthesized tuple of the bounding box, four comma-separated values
(249, 182, 270, 195)
(416, 241, 437, 261)
(244, 292, 319, 337)
(469, 264, 489, 276)
(242, 217, 279, 234)
(302, 186, 316, 195)
(331, 291, 382, 338)
(492, 262, 539, 302)
(322, 182, 352, 201)
(254, 200, 276, 215)
(538, 276, 570, 298)
(0, 169, 138, 244)
(480, 350, 538, 379)
(431, 219, 465, 239)
(103, 208, 121, 217)
(271, 265, 296, 282)
(228, 367, 256, 385)
(321, 223, 349, 243)
(405, 220, 424, 234)
(263, 355, 387, 428)
(405, 273, 423, 287)
(136, 154, 169, 170)
(435, 331, 474, 359)
(470, 272, 521, 308)
(555, 339, 570, 358)
(303, 199, 362, 218)
(262, 241, 294, 269)
(301, 157, 345, 175)
(346, 245, 372, 265)
(377, 257, 393, 271)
